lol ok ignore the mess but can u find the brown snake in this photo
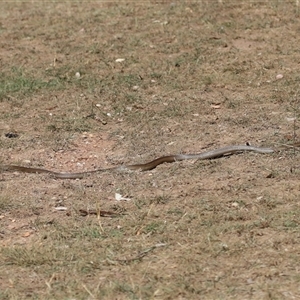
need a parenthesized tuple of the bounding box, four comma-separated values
(1, 145, 274, 179)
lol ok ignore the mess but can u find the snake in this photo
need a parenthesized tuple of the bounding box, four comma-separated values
(0, 145, 274, 179)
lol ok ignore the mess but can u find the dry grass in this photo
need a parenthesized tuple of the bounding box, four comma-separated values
(1, 1, 300, 299)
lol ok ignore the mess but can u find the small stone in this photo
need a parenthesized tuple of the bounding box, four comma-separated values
(54, 207, 67, 211)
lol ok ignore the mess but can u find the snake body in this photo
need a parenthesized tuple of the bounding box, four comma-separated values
(1, 145, 274, 179)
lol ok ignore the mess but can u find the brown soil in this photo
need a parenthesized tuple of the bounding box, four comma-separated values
(1, 1, 300, 299)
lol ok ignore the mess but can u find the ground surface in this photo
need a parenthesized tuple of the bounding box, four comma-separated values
(1, 1, 300, 299)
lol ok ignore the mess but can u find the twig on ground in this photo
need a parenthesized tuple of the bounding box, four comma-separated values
(79, 209, 121, 217)
(109, 243, 167, 264)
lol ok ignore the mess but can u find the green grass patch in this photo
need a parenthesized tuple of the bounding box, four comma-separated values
(0, 67, 64, 101)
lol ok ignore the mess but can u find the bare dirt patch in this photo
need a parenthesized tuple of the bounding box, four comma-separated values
(1, 1, 300, 299)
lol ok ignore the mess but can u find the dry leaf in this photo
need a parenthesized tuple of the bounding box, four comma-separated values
(211, 104, 221, 109)
(115, 193, 131, 201)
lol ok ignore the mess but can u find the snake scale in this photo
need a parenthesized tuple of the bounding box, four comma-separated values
(0, 145, 274, 179)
